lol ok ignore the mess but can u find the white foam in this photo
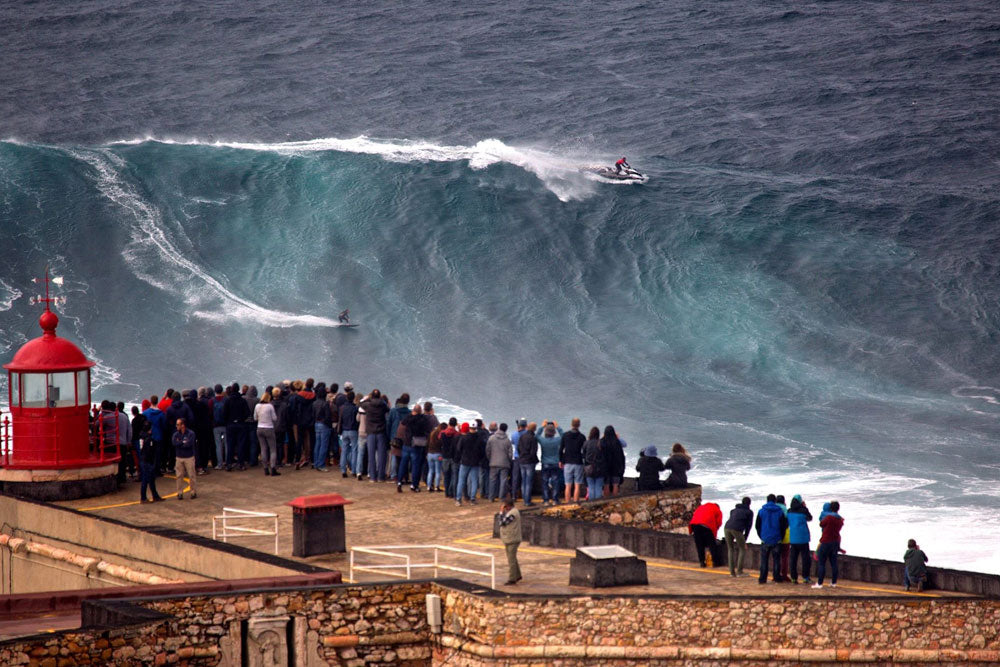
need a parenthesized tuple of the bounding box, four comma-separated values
(401, 397, 998, 574)
(697, 460, 1000, 574)
(415, 396, 482, 425)
(952, 385, 1000, 406)
(106, 135, 626, 202)
(0, 279, 22, 311)
(68, 149, 341, 328)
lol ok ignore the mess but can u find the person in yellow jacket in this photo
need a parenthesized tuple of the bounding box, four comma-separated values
(498, 497, 523, 585)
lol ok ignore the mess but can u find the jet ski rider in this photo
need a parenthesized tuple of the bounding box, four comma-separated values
(615, 156, 631, 174)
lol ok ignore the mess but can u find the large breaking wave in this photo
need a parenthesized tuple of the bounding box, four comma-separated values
(1, 136, 999, 572)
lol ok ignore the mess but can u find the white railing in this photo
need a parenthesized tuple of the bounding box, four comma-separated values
(350, 544, 496, 589)
(212, 507, 279, 555)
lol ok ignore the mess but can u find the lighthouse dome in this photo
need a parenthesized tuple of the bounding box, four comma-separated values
(3, 310, 95, 372)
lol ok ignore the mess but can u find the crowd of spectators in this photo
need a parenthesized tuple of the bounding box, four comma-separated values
(98, 380, 691, 506)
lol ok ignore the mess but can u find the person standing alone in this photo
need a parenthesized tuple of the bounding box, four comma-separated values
(498, 497, 523, 585)
(172, 418, 198, 500)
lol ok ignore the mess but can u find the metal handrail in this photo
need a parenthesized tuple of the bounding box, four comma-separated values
(350, 544, 496, 588)
(212, 507, 279, 555)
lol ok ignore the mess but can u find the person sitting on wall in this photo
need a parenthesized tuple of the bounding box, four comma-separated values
(663, 442, 691, 488)
(636, 445, 666, 490)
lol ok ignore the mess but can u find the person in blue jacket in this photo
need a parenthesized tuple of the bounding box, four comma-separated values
(786, 495, 813, 584)
(142, 396, 167, 476)
(536, 420, 564, 505)
(755, 494, 788, 584)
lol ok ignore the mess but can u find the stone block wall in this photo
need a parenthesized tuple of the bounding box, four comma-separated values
(139, 583, 432, 666)
(4, 580, 1000, 665)
(437, 589, 1000, 665)
(537, 485, 701, 531)
(0, 581, 434, 666)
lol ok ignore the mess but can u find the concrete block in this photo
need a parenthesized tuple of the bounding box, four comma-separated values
(568, 545, 648, 588)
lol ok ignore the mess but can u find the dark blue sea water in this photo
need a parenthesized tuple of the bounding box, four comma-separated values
(2, 1, 998, 571)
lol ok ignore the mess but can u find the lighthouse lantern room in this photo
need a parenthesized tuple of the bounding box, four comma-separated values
(1, 269, 119, 500)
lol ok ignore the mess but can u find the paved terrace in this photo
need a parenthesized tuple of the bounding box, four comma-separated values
(56, 467, 953, 600)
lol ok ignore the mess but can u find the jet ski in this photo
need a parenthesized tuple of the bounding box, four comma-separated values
(593, 166, 648, 183)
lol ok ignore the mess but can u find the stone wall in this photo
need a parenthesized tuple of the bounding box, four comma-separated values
(0, 581, 434, 666)
(4, 580, 1000, 665)
(437, 588, 1000, 665)
(537, 485, 701, 531)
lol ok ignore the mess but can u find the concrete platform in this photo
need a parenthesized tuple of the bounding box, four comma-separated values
(54, 465, 958, 600)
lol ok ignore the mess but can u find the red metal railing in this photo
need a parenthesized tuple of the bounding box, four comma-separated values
(89, 405, 123, 464)
(0, 406, 121, 469)
(1, 413, 9, 465)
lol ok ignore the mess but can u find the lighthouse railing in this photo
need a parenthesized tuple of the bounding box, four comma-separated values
(89, 406, 121, 464)
(0, 406, 121, 469)
(1, 413, 9, 467)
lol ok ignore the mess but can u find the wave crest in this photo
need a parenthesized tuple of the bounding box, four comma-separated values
(69, 148, 341, 328)
(107, 135, 631, 201)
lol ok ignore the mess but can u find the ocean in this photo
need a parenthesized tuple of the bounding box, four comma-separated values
(1, 1, 998, 573)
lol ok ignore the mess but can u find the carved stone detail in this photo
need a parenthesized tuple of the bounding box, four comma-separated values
(247, 615, 291, 667)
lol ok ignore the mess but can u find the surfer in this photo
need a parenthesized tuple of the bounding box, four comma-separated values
(338, 309, 350, 324)
(614, 156, 631, 174)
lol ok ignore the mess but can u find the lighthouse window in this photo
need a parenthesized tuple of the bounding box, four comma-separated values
(21, 373, 47, 408)
(49, 372, 76, 408)
(10, 373, 19, 407)
(76, 370, 88, 406)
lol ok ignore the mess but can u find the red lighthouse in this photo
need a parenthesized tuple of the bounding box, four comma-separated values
(0, 269, 119, 500)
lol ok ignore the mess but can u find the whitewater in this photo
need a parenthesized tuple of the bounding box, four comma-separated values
(2, 0, 999, 574)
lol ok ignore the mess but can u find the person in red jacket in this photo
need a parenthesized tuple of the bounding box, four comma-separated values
(689, 502, 724, 567)
(813, 501, 845, 588)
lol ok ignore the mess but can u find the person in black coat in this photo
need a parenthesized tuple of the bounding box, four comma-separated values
(455, 422, 485, 505)
(516, 425, 539, 506)
(222, 383, 251, 470)
(600, 426, 626, 496)
(663, 442, 692, 488)
(138, 419, 162, 502)
(185, 389, 212, 474)
(636, 445, 666, 491)
(360, 389, 390, 481)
